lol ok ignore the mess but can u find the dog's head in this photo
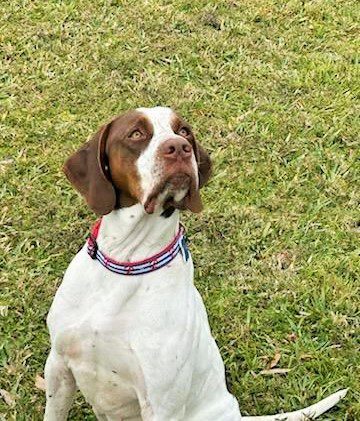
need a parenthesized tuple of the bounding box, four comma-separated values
(64, 107, 212, 215)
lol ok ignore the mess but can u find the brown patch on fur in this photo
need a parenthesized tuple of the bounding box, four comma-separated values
(106, 111, 153, 207)
(63, 123, 117, 215)
(55, 330, 82, 359)
(64, 111, 153, 214)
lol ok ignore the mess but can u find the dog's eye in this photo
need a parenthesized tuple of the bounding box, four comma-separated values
(129, 129, 142, 140)
(178, 127, 190, 137)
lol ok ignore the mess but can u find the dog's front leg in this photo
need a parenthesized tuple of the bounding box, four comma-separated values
(44, 350, 76, 421)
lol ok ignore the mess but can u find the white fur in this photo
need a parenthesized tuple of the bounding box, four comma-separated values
(45, 206, 240, 420)
(44, 205, 347, 420)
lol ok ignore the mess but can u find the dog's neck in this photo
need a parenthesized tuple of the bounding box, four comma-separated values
(96, 204, 180, 262)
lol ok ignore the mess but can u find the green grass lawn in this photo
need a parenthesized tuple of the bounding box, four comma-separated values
(1, 0, 359, 419)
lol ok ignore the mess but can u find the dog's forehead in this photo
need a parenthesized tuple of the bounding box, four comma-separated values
(136, 106, 176, 134)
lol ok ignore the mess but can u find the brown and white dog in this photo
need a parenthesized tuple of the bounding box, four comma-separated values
(45, 107, 347, 420)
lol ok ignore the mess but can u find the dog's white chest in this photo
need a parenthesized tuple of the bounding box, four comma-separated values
(47, 247, 235, 419)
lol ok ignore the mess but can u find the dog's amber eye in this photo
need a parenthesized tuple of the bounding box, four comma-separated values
(179, 127, 189, 137)
(129, 129, 142, 140)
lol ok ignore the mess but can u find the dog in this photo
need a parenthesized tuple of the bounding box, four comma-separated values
(44, 106, 347, 420)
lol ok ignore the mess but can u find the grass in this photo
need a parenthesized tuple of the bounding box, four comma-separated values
(1, 0, 359, 419)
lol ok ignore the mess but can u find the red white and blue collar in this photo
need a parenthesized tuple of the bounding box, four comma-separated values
(87, 219, 190, 276)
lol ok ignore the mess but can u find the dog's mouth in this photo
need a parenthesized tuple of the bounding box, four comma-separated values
(144, 173, 201, 214)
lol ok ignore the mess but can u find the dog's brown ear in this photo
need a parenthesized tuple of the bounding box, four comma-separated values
(195, 142, 212, 188)
(184, 141, 212, 213)
(63, 123, 116, 215)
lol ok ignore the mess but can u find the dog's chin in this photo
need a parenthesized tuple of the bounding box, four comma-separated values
(144, 173, 193, 214)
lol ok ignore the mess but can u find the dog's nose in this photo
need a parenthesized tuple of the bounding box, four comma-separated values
(161, 138, 192, 160)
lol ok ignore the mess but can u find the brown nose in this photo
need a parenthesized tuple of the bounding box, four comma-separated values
(161, 138, 192, 160)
